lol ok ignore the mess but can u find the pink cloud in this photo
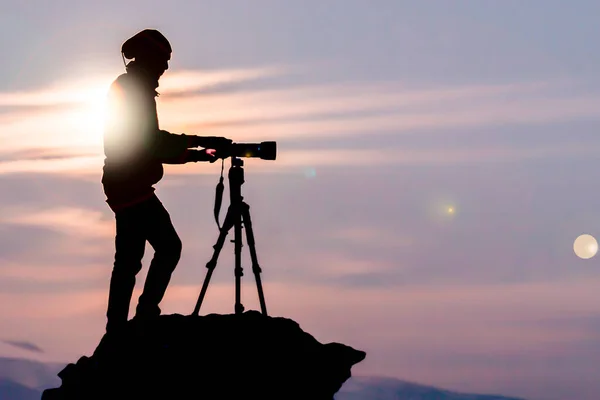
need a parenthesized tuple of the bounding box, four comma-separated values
(4, 141, 600, 178)
(157, 66, 285, 96)
(1, 71, 600, 177)
(0, 66, 282, 107)
(0, 262, 108, 284)
(0, 206, 114, 239)
(1, 278, 599, 387)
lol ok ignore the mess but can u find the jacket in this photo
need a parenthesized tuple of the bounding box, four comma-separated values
(101, 62, 193, 212)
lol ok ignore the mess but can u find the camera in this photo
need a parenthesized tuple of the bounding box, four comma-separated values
(226, 141, 277, 161)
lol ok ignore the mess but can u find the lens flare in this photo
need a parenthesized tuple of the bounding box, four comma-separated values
(303, 167, 317, 178)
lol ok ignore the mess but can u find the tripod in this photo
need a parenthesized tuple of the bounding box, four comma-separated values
(192, 156, 268, 316)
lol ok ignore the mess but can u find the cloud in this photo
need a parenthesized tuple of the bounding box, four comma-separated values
(154, 80, 600, 140)
(1, 275, 599, 390)
(0, 207, 115, 279)
(0, 147, 99, 163)
(322, 226, 415, 250)
(0, 206, 114, 239)
(2, 141, 600, 178)
(1, 339, 44, 353)
(157, 66, 286, 97)
(0, 79, 111, 108)
(289, 250, 394, 277)
(1, 69, 600, 177)
(0, 288, 107, 320)
(3, 277, 598, 350)
(0, 262, 108, 285)
(0, 156, 102, 178)
(0, 66, 283, 108)
(2, 276, 598, 322)
(0, 66, 285, 157)
(156, 80, 550, 130)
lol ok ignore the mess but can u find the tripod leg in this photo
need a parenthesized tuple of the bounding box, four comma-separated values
(240, 201, 268, 315)
(234, 201, 245, 315)
(192, 204, 236, 316)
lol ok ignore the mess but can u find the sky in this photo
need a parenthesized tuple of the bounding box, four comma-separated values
(0, 1, 599, 399)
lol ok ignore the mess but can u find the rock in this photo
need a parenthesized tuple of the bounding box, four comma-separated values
(42, 310, 366, 399)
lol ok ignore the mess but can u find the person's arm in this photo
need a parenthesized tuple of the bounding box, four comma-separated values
(152, 130, 194, 164)
(180, 148, 220, 163)
(103, 75, 231, 163)
(152, 130, 233, 164)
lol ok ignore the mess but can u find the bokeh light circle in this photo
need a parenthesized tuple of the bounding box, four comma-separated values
(573, 234, 598, 260)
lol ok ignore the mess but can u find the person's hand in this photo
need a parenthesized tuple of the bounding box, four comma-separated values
(185, 149, 225, 163)
(205, 148, 218, 163)
(205, 147, 230, 162)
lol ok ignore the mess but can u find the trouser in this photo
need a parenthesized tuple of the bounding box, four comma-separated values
(106, 194, 182, 332)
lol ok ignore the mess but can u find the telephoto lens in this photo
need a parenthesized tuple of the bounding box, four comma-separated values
(230, 141, 276, 160)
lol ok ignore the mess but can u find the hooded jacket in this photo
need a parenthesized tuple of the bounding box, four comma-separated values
(101, 61, 193, 212)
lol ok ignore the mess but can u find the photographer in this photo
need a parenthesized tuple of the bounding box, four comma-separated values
(101, 29, 229, 333)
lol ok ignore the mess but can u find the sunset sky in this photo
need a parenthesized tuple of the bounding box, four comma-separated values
(1, 1, 599, 399)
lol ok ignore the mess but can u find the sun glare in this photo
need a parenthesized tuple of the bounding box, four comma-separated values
(66, 83, 109, 148)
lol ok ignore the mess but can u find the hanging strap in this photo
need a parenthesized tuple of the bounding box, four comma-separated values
(213, 159, 225, 229)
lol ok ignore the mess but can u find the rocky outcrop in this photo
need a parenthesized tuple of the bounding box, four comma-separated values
(42, 310, 366, 399)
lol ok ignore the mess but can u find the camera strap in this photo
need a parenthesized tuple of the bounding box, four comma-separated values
(214, 159, 225, 229)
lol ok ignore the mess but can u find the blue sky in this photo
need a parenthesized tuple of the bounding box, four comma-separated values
(0, 1, 599, 399)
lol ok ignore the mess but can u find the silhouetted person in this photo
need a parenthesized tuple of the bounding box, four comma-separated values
(101, 29, 230, 333)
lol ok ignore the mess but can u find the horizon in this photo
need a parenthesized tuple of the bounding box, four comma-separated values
(1, 2, 599, 400)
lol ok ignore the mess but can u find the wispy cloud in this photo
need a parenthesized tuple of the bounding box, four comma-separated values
(0, 66, 285, 155)
(157, 66, 286, 96)
(0, 206, 114, 239)
(323, 226, 415, 249)
(0, 262, 108, 284)
(0, 156, 102, 177)
(3, 141, 599, 177)
(1, 68, 599, 177)
(2, 277, 599, 357)
(0, 66, 283, 107)
(1, 339, 44, 354)
(0, 206, 114, 274)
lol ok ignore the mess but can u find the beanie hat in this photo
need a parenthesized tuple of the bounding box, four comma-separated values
(121, 29, 172, 59)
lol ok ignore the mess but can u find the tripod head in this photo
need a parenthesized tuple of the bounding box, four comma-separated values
(212, 141, 275, 229)
(230, 156, 244, 168)
(212, 156, 247, 231)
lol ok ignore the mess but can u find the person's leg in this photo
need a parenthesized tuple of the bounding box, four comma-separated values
(135, 195, 182, 318)
(106, 204, 147, 332)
